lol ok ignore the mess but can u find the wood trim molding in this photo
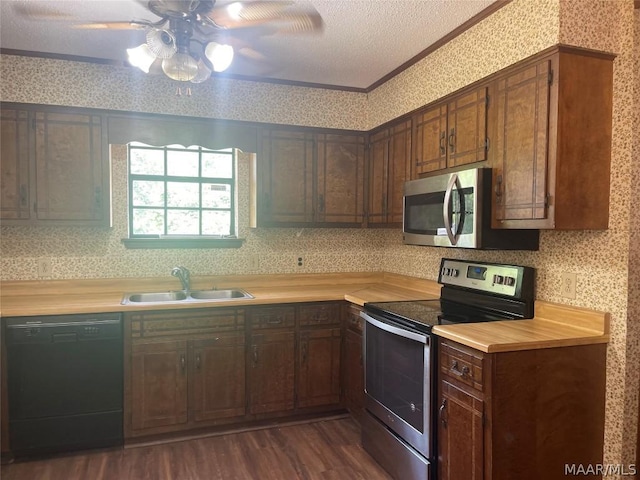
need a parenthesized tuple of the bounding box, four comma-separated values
(365, 0, 513, 91)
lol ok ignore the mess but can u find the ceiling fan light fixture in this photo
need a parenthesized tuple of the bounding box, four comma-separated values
(126, 43, 157, 73)
(162, 52, 198, 81)
(205, 42, 234, 72)
(146, 28, 177, 59)
(190, 58, 212, 83)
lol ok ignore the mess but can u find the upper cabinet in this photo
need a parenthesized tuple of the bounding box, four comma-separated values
(252, 127, 365, 227)
(413, 86, 488, 177)
(367, 118, 412, 226)
(1, 105, 111, 227)
(490, 46, 614, 229)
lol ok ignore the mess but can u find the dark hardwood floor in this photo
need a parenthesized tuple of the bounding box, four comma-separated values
(1, 418, 392, 480)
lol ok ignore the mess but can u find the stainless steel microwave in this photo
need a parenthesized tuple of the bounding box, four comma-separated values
(403, 167, 539, 250)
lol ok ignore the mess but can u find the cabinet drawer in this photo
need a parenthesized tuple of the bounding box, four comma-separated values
(440, 341, 484, 391)
(346, 304, 363, 333)
(249, 306, 295, 329)
(129, 309, 244, 340)
(299, 303, 341, 327)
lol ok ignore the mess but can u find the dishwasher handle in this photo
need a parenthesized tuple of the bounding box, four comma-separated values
(52, 332, 78, 343)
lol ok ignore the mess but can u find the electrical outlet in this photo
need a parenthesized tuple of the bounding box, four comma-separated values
(248, 255, 259, 270)
(560, 272, 577, 299)
(37, 258, 52, 277)
(297, 256, 304, 267)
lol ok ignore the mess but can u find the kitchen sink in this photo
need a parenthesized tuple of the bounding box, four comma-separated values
(122, 289, 253, 305)
(126, 291, 188, 303)
(189, 289, 252, 300)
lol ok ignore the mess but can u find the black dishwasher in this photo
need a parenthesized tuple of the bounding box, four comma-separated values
(5, 313, 123, 456)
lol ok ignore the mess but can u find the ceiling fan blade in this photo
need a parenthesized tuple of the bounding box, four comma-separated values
(205, 1, 296, 28)
(236, 46, 267, 62)
(71, 21, 150, 30)
(12, 4, 74, 21)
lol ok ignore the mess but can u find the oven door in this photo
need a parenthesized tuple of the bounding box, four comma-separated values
(403, 168, 483, 248)
(361, 311, 434, 459)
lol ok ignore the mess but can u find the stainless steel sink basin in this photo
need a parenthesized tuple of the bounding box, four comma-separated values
(125, 291, 188, 303)
(122, 289, 253, 305)
(189, 289, 253, 300)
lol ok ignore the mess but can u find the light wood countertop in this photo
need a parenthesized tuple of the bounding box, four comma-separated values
(433, 301, 610, 353)
(0, 272, 608, 352)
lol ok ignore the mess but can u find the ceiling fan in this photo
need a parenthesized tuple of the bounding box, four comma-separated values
(17, 0, 324, 85)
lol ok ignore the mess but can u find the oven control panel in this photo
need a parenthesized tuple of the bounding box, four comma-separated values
(438, 258, 534, 299)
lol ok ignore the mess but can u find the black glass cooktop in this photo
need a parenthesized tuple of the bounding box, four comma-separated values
(365, 298, 520, 332)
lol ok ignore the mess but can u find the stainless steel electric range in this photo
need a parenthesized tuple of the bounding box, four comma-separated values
(360, 258, 535, 480)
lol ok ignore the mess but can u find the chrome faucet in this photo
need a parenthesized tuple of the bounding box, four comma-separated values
(171, 266, 191, 293)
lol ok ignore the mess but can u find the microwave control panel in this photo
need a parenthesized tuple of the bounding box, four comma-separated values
(438, 259, 534, 299)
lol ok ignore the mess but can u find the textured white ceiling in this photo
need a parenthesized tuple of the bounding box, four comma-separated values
(0, 0, 497, 89)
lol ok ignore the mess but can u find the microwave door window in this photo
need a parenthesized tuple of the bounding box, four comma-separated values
(404, 192, 446, 234)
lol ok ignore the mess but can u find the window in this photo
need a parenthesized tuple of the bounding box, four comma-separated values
(125, 143, 240, 247)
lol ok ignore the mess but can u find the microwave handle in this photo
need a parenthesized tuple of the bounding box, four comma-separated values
(443, 173, 460, 245)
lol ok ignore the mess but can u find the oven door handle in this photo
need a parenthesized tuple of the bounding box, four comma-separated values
(442, 173, 460, 246)
(361, 312, 428, 344)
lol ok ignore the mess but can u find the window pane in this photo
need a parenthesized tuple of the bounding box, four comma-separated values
(167, 182, 199, 207)
(167, 150, 199, 177)
(132, 209, 164, 235)
(202, 183, 231, 208)
(167, 210, 200, 235)
(203, 210, 231, 236)
(202, 152, 233, 178)
(132, 180, 165, 207)
(130, 149, 164, 175)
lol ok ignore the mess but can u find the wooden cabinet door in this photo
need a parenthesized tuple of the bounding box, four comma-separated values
(367, 119, 411, 226)
(447, 87, 488, 168)
(248, 330, 295, 414)
(131, 341, 188, 431)
(259, 128, 314, 225)
(413, 103, 447, 176)
(492, 60, 551, 226)
(33, 111, 107, 223)
(438, 379, 484, 480)
(316, 133, 365, 225)
(0, 109, 31, 220)
(297, 327, 342, 408)
(367, 129, 389, 225)
(343, 327, 364, 421)
(387, 119, 412, 224)
(189, 333, 246, 423)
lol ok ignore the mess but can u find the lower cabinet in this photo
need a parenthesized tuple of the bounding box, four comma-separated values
(131, 340, 189, 432)
(297, 326, 342, 408)
(248, 328, 296, 414)
(437, 338, 607, 480)
(125, 302, 345, 440)
(343, 304, 365, 422)
(125, 308, 246, 438)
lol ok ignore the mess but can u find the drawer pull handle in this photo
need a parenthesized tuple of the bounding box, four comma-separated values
(439, 399, 447, 427)
(267, 317, 283, 324)
(195, 353, 201, 371)
(180, 354, 186, 372)
(451, 360, 470, 377)
(253, 345, 258, 366)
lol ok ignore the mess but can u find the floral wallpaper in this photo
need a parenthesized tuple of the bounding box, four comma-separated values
(1, 0, 638, 472)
